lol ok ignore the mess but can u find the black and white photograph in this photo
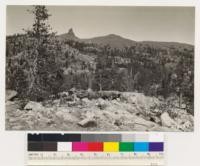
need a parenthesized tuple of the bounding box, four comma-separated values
(5, 5, 194, 131)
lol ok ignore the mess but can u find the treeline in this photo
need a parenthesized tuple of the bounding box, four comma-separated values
(6, 6, 194, 114)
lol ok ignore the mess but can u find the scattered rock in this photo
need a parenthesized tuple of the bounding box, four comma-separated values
(188, 115, 194, 123)
(52, 99, 60, 106)
(82, 97, 89, 102)
(58, 91, 69, 97)
(150, 116, 161, 124)
(68, 100, 81, 107)
(9, 118, 19, 123)
(68, 88, 76, 95)
(39, 116, 53, 125)
(55, 110, 79, 123)
(120, 93, 160, 112)
(160, 112, 177, 127)
(120, 93, 136, 103)
(124, 103, 137, 114)
(6, 101, 15, 106)
(6, 90, 17, 101)
(77, 90, 89, 99)
(5, 90, 193, 131)
(55, 110, 67, 118)
(60, 96, 75, 105)
(181, 103, 187, 109)
(24, 101, 44, 111)
(151, 109, 162, 115)
(84, 111, 96, 119)
(78, 118, 97, 127)
(134, 116, 156, 128)
(96, 98, 108, 109)
(11, 125, 24, 130)
(180, 121, 192, 130)
(112, 100, 119, 105)
(6, 101, 21, 112)
(114, 119, 122, 126)
(63, 114, 78, 122)
(133, 124, 149, 131)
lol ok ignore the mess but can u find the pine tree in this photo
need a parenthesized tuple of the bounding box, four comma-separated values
(25, 5, 62, 101)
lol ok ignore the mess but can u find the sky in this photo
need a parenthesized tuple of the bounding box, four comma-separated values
(6, 6, 195, 45)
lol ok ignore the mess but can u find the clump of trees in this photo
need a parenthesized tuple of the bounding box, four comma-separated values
(6, 6, 63, 101)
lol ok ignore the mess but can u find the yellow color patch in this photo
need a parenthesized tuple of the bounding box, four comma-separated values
(103, 142, 119, 152)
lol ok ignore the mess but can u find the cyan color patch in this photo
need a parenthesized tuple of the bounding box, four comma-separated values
(134, 142, 149, 152)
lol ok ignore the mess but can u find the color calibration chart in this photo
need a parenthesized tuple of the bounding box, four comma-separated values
(27, 133, 165, 166)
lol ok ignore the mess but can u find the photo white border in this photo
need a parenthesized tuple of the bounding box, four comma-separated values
(0, 0, 200, 166)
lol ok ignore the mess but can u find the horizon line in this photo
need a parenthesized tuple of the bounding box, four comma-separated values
(6, 31, 194, 46)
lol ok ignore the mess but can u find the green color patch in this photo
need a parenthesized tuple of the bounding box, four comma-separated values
(119, 142, 134, 152)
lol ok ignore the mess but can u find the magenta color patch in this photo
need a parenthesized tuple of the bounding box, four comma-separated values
(72, 142, 88, 151)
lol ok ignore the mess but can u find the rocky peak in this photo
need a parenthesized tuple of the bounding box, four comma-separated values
(60, 28, 79, 41)
(67, 28, 75, 37)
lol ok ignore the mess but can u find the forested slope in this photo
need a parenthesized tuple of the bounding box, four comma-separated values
(7, 27, 194, 112)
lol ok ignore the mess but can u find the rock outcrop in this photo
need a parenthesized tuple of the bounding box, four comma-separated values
(5, 90, 193, 131)
(24, 101, 44, 111)
(6, 90, 17, 101)
(78, 118, 97, 128)
(161, 112, 177, 128)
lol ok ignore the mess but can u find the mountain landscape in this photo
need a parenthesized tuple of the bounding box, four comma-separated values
(5, 6, 194, 131)
(59, 28, 193, 50)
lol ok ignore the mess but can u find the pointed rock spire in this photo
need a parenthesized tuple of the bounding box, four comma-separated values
(67, 28, 75, 37)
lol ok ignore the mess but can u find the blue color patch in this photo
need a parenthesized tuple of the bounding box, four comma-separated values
(134, 142, 149, 152)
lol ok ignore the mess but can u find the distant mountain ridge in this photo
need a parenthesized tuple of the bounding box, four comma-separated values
(57, 28, 194, 50)
(82, 34, 137, 48)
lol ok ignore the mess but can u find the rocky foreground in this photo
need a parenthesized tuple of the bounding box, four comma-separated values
(5, 90, 193, 131)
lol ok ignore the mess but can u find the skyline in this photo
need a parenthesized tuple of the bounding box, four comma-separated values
(6, 6, 195, 45)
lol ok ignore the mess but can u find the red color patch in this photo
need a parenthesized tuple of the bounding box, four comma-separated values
(88, 142, 103, 151)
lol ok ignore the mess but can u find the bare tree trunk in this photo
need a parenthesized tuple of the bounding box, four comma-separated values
(88, 72, 93, 90)
(179, 92, 182, 108)
(99, 74, 102, 91)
